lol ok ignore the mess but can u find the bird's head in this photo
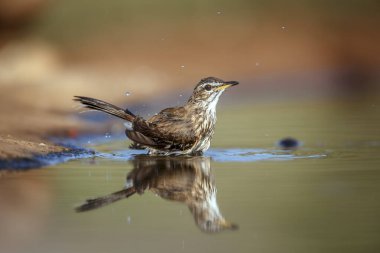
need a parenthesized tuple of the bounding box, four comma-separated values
(189, 196, 239, 233)
(188, 77, 239, 109)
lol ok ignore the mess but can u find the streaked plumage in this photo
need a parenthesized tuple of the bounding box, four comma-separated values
(74, 77, 238, 155)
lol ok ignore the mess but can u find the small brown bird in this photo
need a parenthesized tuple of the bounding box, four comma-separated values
(75, 156, 238, 233)
(74, 77, 238, 155)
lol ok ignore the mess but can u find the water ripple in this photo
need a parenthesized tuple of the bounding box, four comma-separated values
(206, 149, 326, 162)
(96, 148, 326, 163)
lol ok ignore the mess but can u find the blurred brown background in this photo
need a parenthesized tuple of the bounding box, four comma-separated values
(0, 0, 379, 156)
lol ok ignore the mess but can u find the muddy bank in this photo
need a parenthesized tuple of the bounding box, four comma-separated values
(0, 92, 103, 170)
(0, 131, 95, 170)
(0, 139, 94, 170)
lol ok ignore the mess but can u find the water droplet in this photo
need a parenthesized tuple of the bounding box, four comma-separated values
(217, 11, 222, 15)
(127, 216, 132, 224)
(180, 65, 185, 68)
(281, 26, 286, 30)
(125, 91, 131, 96)
(179, 94, 183, 97)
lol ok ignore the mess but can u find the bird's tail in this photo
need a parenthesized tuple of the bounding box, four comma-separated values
(74, 96, 136, 122)
(75, 187, 136, 212)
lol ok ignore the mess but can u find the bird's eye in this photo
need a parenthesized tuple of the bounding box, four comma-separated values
(205, 84, 212, 91)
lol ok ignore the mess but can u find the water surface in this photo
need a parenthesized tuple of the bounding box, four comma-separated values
(1, 98, 379, 253)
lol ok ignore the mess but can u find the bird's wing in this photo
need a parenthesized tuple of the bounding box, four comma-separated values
(129, 156, 197, 200)
(125, 130, 157, 147)
(127, 107, 197, 150)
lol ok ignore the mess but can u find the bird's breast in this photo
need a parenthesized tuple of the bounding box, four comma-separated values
(190, 110, 216, 152)
(193, 110, 216, 134)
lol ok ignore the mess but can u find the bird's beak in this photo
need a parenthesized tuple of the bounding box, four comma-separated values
(215, 81, 239, 91)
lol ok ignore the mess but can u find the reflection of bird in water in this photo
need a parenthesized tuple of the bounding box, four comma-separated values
(76, 156, 238, 233)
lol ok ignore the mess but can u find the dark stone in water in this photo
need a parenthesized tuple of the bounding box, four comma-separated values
(277, 137, 300, 150)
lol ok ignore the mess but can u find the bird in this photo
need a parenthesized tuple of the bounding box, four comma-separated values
(75, 155, 238, 233)
(74, 77, 238, 155)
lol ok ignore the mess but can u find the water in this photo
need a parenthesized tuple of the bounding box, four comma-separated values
(1, 98, 380, 253)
